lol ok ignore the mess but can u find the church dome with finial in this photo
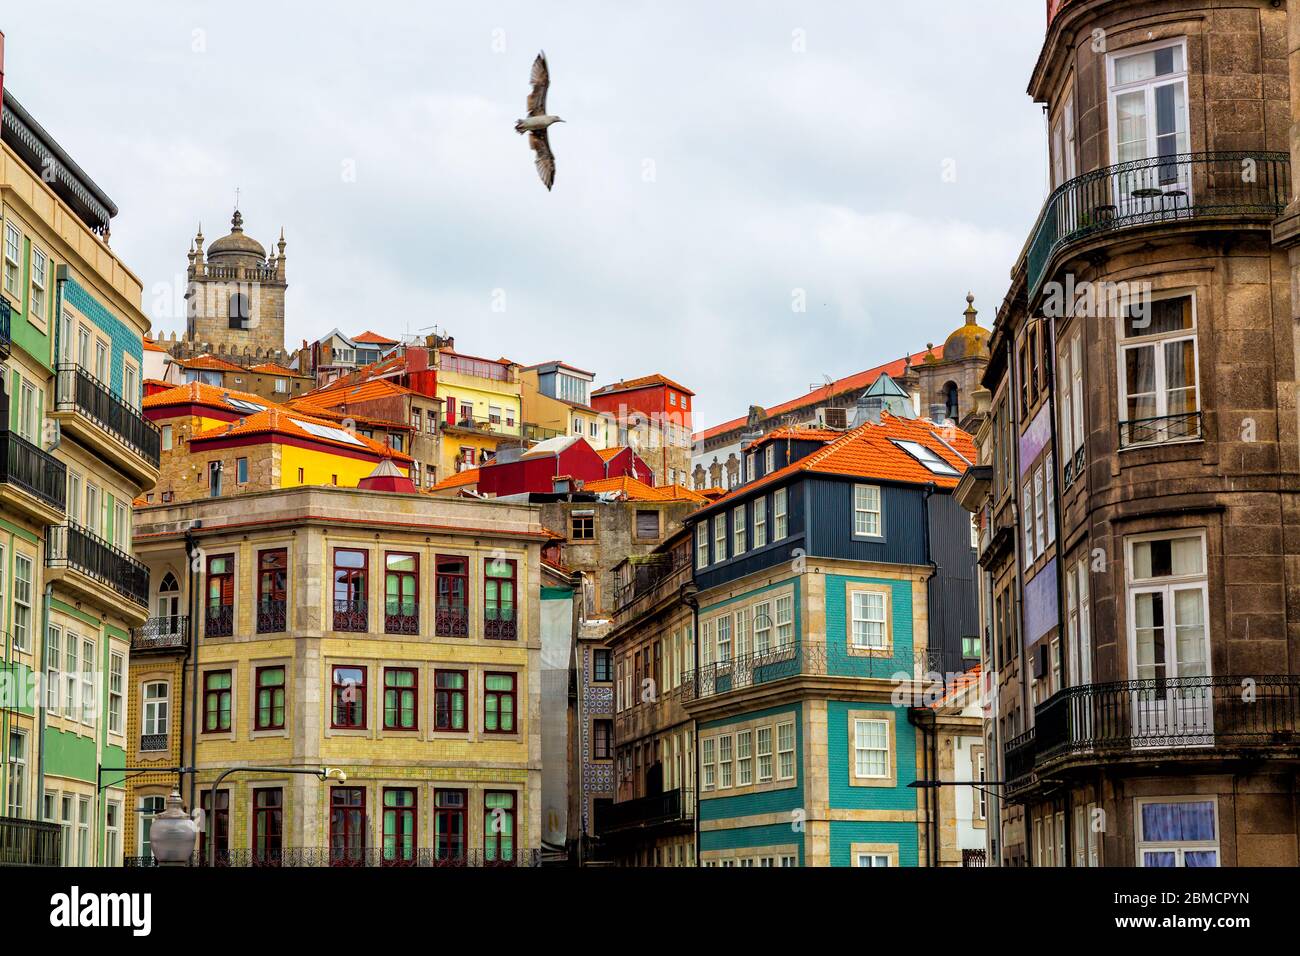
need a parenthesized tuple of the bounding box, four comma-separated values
(942, 293, 991, 362)
(206, 209, 267, 262)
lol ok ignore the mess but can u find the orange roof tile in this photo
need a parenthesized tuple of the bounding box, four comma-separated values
(248, 362, 300, 376)
(745, 426, 850, 449)
(301, 378, 414, 408)
(592, 373, 694, 398)
(177, 353, 245, 372)
(596, 446, 631, 462)
(189, 407, 413, 462)
(353, 330, 399, 346)
(698, 413, 974, 514)
(693, 350, 942, 443)
(142, 381, 278, 414)
(428, 468, 481, 492)
(581, 476, 708, 503)
(143, 338, 167, 353)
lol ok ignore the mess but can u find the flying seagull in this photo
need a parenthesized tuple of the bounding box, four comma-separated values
(515, 51, 564, 191)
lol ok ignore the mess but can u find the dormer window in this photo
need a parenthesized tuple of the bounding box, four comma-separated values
(893, 440, 960, 476)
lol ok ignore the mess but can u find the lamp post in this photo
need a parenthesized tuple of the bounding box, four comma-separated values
(150, 789, 199, 867)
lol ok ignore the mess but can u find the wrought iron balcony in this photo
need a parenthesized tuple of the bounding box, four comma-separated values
(257, 598, 287, 634)
(681, 641, 942, 704)
(130, 616, 189, 652)
(139, 733, 168, 753)
(124, 847, 541, 868)
(597, 788, 693, 836)
(385, 599, 419, 635)
(436, 603, 468, 637)
(1004, 676, 1300, 787)
(47, 522, 149, 609)
(54, 363, 161, 468)
(0, 429, 67, 513)
(1119, 411, 1202, 450)
(205, 604, 234, 638)
(1026, 151, 1290, 298)
(484, 608, 517, 641)
(333, 598, 368, 633)
(0, 296, 10, 359)
(0, 815, 62, 866)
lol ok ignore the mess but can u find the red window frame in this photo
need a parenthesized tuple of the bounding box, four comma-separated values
(484, 558, 517, 640)
(329, 787, 365, 866)
(434, 788, 467, 862)
(332, 548, 368, 631)
(254, 665, 285, 731)
(383, 667, 419, 730)
(202, 669, 232, 733)
(434, 669, 468, 732)
(483, 671, 517, 734)
(382, 787, 417, 867)
(257, 548, 287, 633)
(200, 789, 230, 865)
(252, 787, 283, 863)
(384, 551, 419, 634)
(331, 665, 367, 729)
(205, 554, 234, 637)
(435, 555, 469, 637)
(483, 790, 516, 863)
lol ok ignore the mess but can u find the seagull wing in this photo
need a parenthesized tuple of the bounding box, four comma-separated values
(526, 52, 549, 116)
(529, 131, 556, 191)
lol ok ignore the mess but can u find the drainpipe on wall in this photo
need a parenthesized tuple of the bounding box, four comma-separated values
(683, 583, 700, 867)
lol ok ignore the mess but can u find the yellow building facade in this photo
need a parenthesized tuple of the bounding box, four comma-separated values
(435, 350, 522, 476)
(125, 486, 545, 865)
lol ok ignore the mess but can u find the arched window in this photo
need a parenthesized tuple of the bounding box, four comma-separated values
(157, 572, 181, 637)
(943, 382, 960, 423)
(228, 293, 251, 330)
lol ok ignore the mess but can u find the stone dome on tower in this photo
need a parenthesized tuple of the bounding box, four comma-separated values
(942, 293, 991, 362)
(206, 209, 268, 263)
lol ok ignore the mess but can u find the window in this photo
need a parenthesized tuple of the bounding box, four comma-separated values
(228, 292, 251, 330)
(45, 626, 62, 716)
(593, 719, 613, 760)
(716, 615, 731, 663)
(255, 666, 286, 730)
(64, 631, 78, 717)
(2, 221, 21, 298)
(962, 635, 982, 660)
(332, 549, 368, 631)
(570, 513, 595, 540)
(484, 672, 517, 733)
(856, 853, 890, 868)
(1045, 453, 1056, 545)
(484, 791, 516, 862)
(485, 559, 517, 639)
(235, 457, 249, 484)
(29, 246, 47, 321)
(1137, 799, 1218, 867)
(1058, 331, 1085, 463)
(253, 789, 283, 862)
(382, 789, 417, 865)
(753, 602, 773, 653)
(434, 670, 468, 731)
(736, 730, 753, 786)
(384, 553, 419, 634)
(1034, 465, 1046, 555)
(75, 795, 92, 866)
(256, 549, 287, 633)
(435, 555, 469, 636)
(751, 496, 768, 548)
(777, 722, 795, 780)
(695, 524, 708, 569)
(717, 735, 733, 788)
(732, 506, 746, 553)
(108, 652, 124, 734)
(1127, 532, 1208, 685)
(85, 482, 101, 535)
(12, 553, 32, 651)
(203, 670, 232, 732)
(138, 794, 166, 860)
(851, 591, 887, 650)
(775, 595, 793, 647)
(636, 510, 660, 540)
(1109, 39, 1189, 177)
(854, 718, 889, 778)
(332, 666, 367, 729)
(701, 737, 715, 791)
(206, 554, 234, 637)
(773, 487, 788, 539)
(5, 731, 26, 816)
(143, 681, 169, 743)
(893, 440, 960, 476)
(330, 788, 366, 864)
(593, 648, 613, 682)
(80, 638, 95, 725)
(1119, 294, 1200, 447)
(756, 726, 773, 781)
(977, 751, 987, 820)
(853, 485, 883, 536)
(1022, 483, 1035, 565)
(383, 668, 418, 730)
(713, 515, 727, 562)
(434, 789, 467, 861)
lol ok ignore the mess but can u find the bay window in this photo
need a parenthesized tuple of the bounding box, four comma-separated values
(1119, 293, 1200, 447)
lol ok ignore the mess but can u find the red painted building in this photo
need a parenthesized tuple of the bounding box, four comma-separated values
(471, 436, 655, 497)
(589, 374, 694, 487)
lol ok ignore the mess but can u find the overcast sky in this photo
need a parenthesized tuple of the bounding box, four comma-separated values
(4, 1, 1049, 430)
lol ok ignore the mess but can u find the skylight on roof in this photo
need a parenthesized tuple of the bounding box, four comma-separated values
(892, 440, 960, 476)
(227, 398, 267, 413)
(293, 419, 364, 446)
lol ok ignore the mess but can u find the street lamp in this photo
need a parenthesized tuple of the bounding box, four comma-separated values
(149, 789, 198, 867)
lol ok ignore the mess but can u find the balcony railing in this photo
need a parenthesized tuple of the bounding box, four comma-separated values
(123, 848, 541, 868)
(681, 642, 942, 704)
(333, 598, 368, 633)
(205, 604, 234, 638)
(0, 815, 62, 866)
(435, 603, 468, 637)
(139, 733, 168, 753)
(47, 522, 149, 608)
(484, 608, 517, 641)
(385, 600, 419, 635)
(55, 364, 161, 467)
(1005, 676, 1300, 785)
(130, 616, 189, 652)
(1026, 151, 1290, 298)
(522, 423, 564, 443)
(597, 789, 693, 836)
(1119, 411, 1202, 450)
(257, 598, 287, 634)
(0, 429, 67, 512)
(0, 297, 10, 358)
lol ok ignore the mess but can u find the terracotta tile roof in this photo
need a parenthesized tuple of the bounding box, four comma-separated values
(592, 373, 694, 398)
(176, 353, 245, 372)
(746, 426, 850, 449)
(693, 349, 942, 443)
(697, 413, 974, 514)
(596, 446, 630, 462)
(142, 381, 276, 414)
(285, 398, 414, 432)
(300, 378, 414, 408)
(189, 407, 413, 462)
(143, 337, 167, 353)
(247, 362, 299, 376)
(353, 330, 399, 346)
(932, 665, 983, 710)
(581, 476, 708, 503)
(428, 468, 481, 492)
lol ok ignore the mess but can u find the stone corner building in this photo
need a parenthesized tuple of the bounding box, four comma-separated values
(959, 0, 1300, 868)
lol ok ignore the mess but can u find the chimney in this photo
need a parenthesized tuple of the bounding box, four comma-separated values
(929, 404, 948, 426)
(852, 395, 884, 427)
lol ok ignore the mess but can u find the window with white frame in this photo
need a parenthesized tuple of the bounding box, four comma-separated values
(736, 730, 753, 786)
(753, 497, 767, 548)
(853, 484, 882, 537)
(713, 515, 726, 563)
(734, 607, 750, 658)
(1137, 798, 1219, 867)
(1058, 331, 1085, 465)
(2, 221, 20, 296)
(30, 246, 47, 322)
(853, 718, 889, 778)
(777, 721, 795, 780)
(716, 616, 731, 663)
(850, 591, 887, 650)
(775, 595, 793, 647)
(773, 487, 787, 539)
(753, 601, 772, 653)
(1033, 466, 1046, 555)
(64, 631, 78, 717)
(80, 638, 96, 725)
(1118, 293, 1200, 447)
(1108, 39, 1189, 194)
(108, 652, 124, 734)
(1127, 531, 1208, 683)
(1045, 453, 1056, 545)
(143, 681, 169, 740)
(764, 445, 774, 474)
(1067, 556, 1093, 686)
(857, 853, 890, 867)
(717, 735, 733, 788)
(45, 625, 62, 716)
(695, 524, 708, 569)
(1022, 483, 1035, 565)
(756, 727, 773, 781)
(6, 730, 27, 815)
(732, 506, 746, 554)
(701, 619, 714, 666)
(105, 799, 122, 866)
(12, 553, 32, 652)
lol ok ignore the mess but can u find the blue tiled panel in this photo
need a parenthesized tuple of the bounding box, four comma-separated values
(824, 574, 915, 677)
(62, 278, 143, 399)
